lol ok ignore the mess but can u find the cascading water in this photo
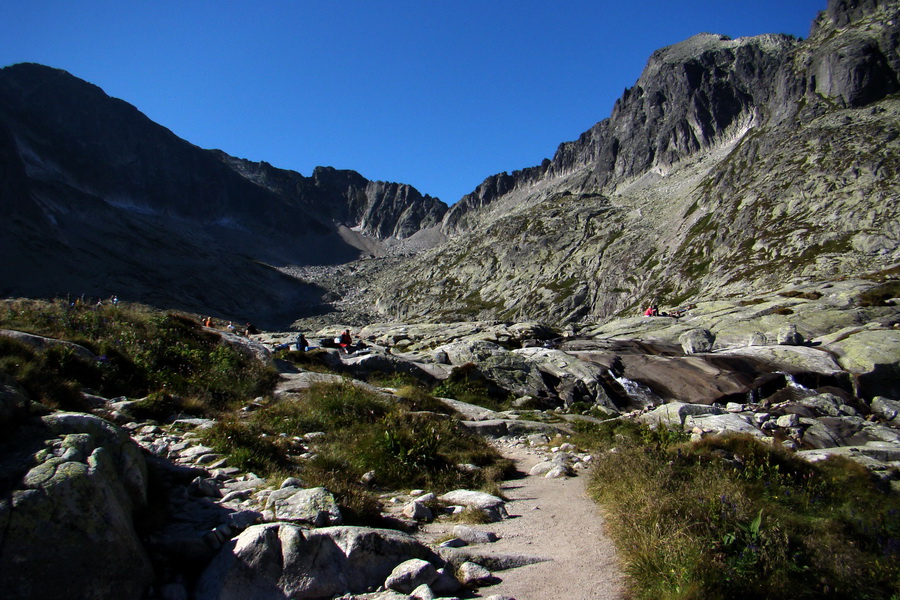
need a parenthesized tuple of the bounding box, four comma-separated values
(783, 372, 814, 393)
(609, 371, 662, 408)
(779, 372, 817, 400)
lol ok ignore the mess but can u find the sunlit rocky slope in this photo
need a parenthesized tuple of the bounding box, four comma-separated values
(364, 0, 900, 325)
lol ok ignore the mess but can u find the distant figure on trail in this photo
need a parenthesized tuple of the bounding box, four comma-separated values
(297, 334, 309, 352)
(245, 322, 259, 335)
(203, 316, 213, 327)
(227, 321, 235, 332)
(644, 305, 659, 317)
(339, 330, 353, 353)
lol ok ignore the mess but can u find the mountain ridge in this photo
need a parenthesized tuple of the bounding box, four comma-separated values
(2, 0, 899, 329)
(359, 0, 900, 326)
(0, 63, 446, 326)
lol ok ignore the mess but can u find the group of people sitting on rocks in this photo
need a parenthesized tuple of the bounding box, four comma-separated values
(202, 316, 258, 336)
(273, 329, 366, 355)
(643, 303, 696, 319)
(320, 329, 366, 354)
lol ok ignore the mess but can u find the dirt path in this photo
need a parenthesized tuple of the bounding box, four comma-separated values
(424, 444, 626, 600)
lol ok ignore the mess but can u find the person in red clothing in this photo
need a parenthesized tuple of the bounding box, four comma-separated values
(339, 330, 353, 353)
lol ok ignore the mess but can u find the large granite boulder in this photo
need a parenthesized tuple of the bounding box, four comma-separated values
(685, 413, 765, 438)
(679, 328, 715, 354)
(195, 524, 442, 600)
(342, 352, 437, 385)
(612, 354, 757, 405)
(514, 347, 616, 409)
(438, 490, 508, 522)
(823, 328, 900, 399)
(433, 340, 509, 365)
(0, 412, 153, 600)
(714, 345, 843, 376)
(638, 402, 723, 429)
(478, 353, 552, 399)
(264, 486, 343, 526)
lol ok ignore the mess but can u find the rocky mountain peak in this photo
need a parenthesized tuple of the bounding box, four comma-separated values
(360, 1, 900, 326)
(821, 0, 893, 28)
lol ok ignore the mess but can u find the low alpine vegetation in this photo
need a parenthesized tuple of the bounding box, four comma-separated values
(573, 420, 900, 600)
(201, 381, 513, 523)
(0, 298, 278, 414)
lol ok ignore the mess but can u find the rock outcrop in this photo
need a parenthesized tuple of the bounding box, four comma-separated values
(0, 413, 154, 600)
(195, 524, 444, 600)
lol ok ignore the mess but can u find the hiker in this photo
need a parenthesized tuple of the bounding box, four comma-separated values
(203, 316, 213, 327)
(245, 322, 259, 335)
(297, 334, 309, 351)
(643, 305, 659, 317)
(339, 330, 353, 353)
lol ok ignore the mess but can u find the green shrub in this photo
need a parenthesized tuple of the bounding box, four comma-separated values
(127, 391, 181, 423)
(394, 385, 458, 415)
(202, 414, 295, 476)
(0, 336, 90, 411)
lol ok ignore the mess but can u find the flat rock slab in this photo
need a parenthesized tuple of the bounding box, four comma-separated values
(714, 345, 843, 375)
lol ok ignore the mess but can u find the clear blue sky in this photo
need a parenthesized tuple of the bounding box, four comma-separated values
(2, 1, 825, 204)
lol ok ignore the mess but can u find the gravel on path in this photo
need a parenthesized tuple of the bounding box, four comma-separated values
(425, 444, 627, 600)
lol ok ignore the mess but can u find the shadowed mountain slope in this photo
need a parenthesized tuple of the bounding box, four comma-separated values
(0, 63, 446, 327)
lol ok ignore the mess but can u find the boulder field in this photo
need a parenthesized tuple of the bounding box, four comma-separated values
(1, 277, 898, 599)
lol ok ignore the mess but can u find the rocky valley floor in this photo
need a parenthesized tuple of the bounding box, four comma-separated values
(2, 274, 899, 599)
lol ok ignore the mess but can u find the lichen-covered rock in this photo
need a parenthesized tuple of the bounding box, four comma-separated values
(478, 353, 552, 399)
(872, 396, 900, 422)
(680, 329, 715, 354)
(438, 490, 508, 522)
(0, 413, 153, 600)
(384, 558, 439, 594)
(825, 329, 900, 399)
(685, 413, 765, 437)
(264, 486, 342, 526)
(639, 402, 723, 429)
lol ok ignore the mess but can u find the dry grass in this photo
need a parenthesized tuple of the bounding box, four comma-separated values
(574, 420, 900, 600)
